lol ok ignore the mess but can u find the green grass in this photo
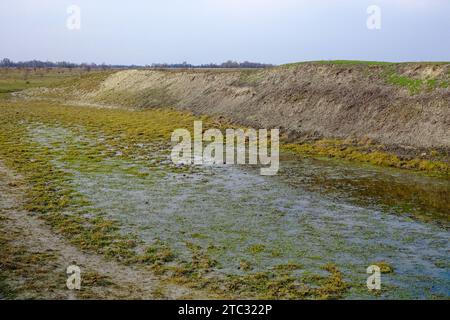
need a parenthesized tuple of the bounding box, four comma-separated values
(386, 73, 450, 94)
(386, 74, 424, 94)
(313, 60, 394, 65)
(282, 60, 395, 68)
(282, 60, 450, 68)
(280, 61, 450, 94)
(282, 139, 450, 177)
(283, 61, 450, 94)
(371, 262, 394, 274)
(0, 68, 109, 97)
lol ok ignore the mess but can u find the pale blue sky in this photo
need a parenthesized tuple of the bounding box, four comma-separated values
(1, 0, 449, 65)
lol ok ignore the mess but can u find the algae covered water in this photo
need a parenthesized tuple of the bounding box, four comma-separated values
(23, 118, 449, 299)
(67, 148, 449, 299)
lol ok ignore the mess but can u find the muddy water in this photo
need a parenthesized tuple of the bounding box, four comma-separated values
(32, 126, 450, 299)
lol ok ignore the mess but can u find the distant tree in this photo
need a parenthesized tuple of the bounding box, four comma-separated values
(1, 58, 13, 67)
(0, 58, 274, 70)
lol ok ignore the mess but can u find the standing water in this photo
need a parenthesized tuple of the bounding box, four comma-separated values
(31, 125, 449, 299)
(72, 153, 449, 299)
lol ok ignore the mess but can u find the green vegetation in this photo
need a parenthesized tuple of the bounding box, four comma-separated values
(138, 240, 176, 265)
(0, 100, 350, 299)
(56, 70, 114, 92)
(273, 262, 302, 271)
(372, 262, 394, 274)
(239, 260, 252, 271)
(386, 74, 424, 94)
(380, 63, 450, 94)
(0, 212, 62, 299)
(282, 60, 394, 67)
(386, 73, 450, 94)
(238, 69, 263, 85)
(0, 68, 96, 96)
(0, 111, 139, 261)
(283, 139, 450, 177)
(280, 61, 450, 94)
(248, 244, 266, 254)
(0, 100, 205, 271)
(313, 60, 394, 65)
(283, 60, 450, 67)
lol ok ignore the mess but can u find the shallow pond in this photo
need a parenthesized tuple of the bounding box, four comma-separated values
(32, 125, 450, 299)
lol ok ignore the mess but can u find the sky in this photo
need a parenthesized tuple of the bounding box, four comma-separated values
(1, 0, 449, 65)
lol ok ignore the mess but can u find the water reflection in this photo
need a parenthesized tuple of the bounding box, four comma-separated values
(278, 154, 450, 228)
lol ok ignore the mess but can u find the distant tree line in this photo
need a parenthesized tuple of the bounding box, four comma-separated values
(0, 58, 125, 70)
(1, 58, 273, 70)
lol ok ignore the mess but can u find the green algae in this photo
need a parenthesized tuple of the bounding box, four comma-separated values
(371, 262, 394, 274)
(282, 139, 450, 177)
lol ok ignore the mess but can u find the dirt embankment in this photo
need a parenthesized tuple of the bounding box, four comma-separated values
(80, 63, 450, 153)
(20, 63, 450, 154)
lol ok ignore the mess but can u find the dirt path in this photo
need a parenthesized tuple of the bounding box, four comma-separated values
(0, 162, 207, 300)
